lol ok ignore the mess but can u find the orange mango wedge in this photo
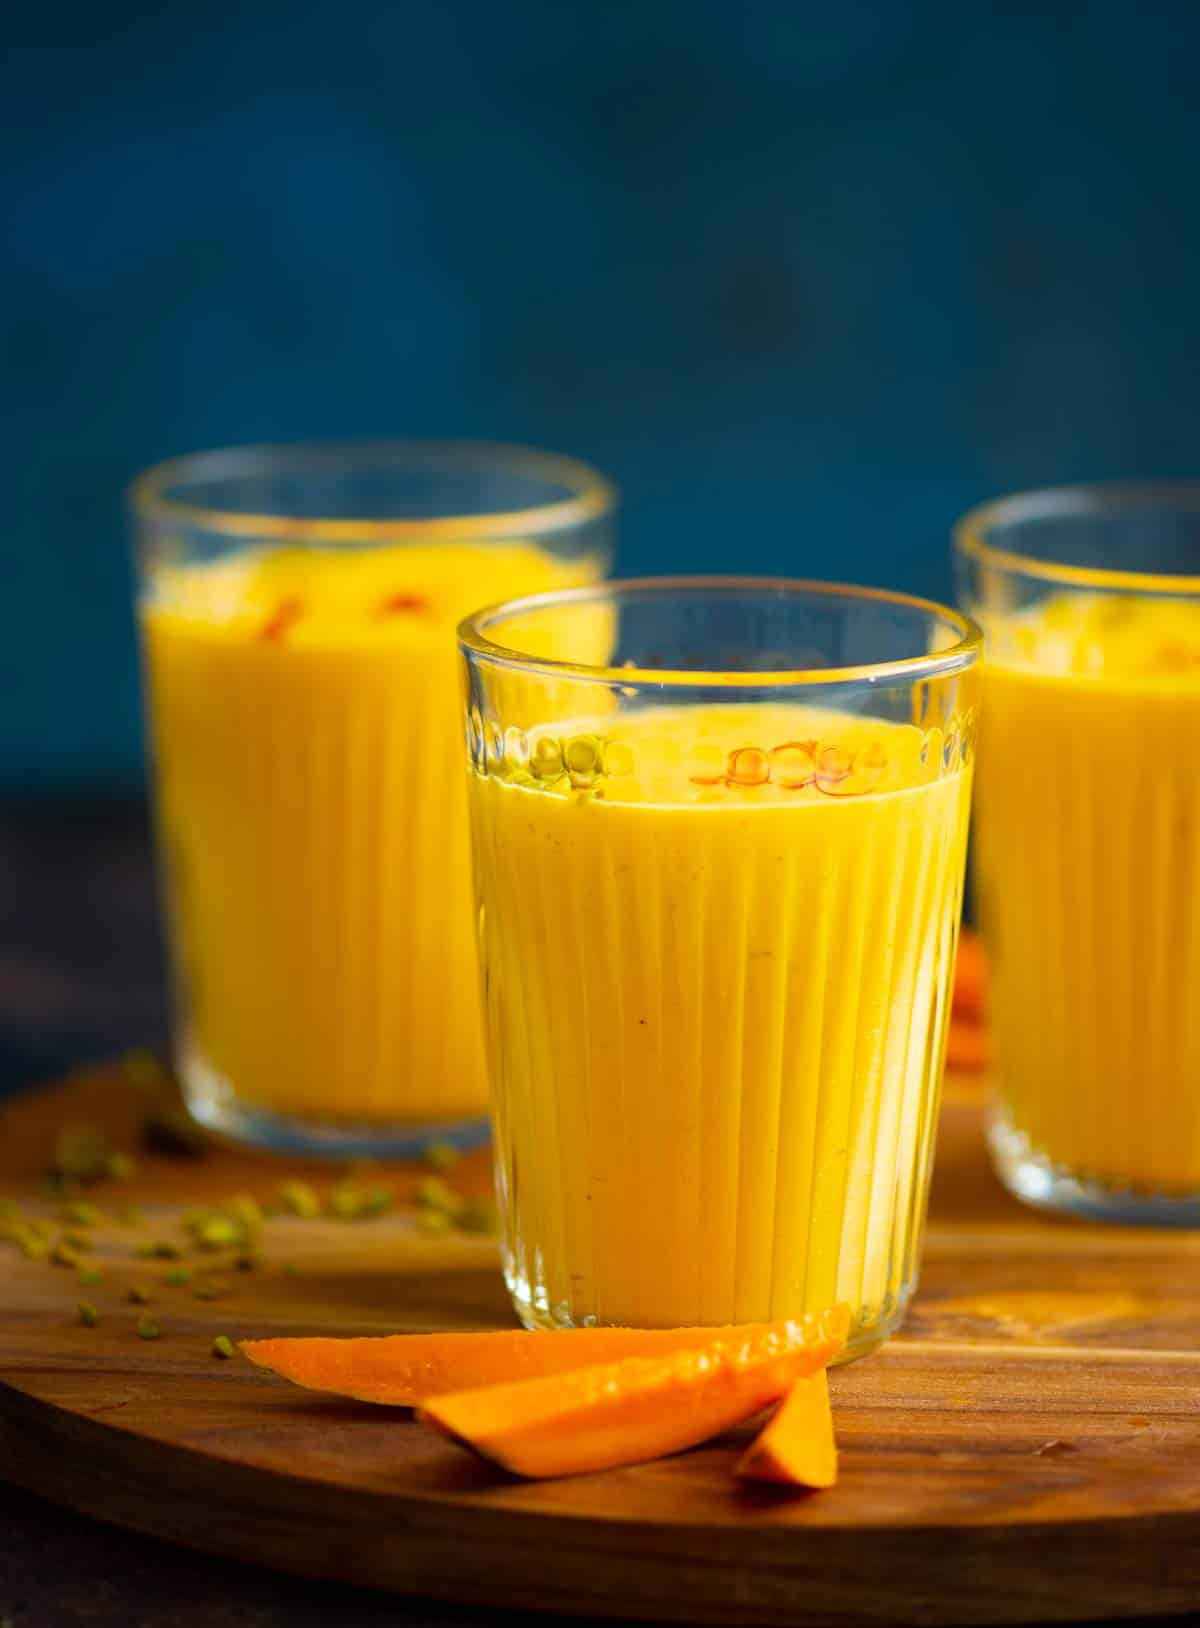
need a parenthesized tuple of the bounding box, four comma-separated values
(736, 1369, 837, 1488)
(239, 1315, 846, 1406)
(418, 1308, 848, 1480)
(239, 1320, 847, 1407)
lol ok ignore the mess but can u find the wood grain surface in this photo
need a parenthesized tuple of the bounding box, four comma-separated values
(2, 1065, 1199, 1627)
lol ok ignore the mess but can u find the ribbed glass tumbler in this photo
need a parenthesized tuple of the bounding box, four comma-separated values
(131, 440, 614, 1157)
(460, 577, 979, 1358)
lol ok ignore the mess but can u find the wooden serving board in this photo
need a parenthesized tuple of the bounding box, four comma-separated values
(3, 1066, 1200, 1627)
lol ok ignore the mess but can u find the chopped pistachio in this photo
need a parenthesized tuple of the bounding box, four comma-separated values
(211, 1334, 236, 1360)
(62, 1230, 91, 1253)
(327, 1185, 364, 1221)
(281, 1261, 298, 1276)
(52, 1124, 113, 1183)
(279, 1180, 321, 1219)
(51, 1242, 81, 1268)
(415, 1208, 452, 1235)
(64, 1200, 102, 1227)
(564, 733, 602, 775)
(20, 1233, 50, 1262)
(127, 1284, 154, 1304)
(77, 1300, 100, 1327)
(138, 1240, 182, 1260)
(164, 1265, 193, 1286)
(136, 1316, 162, 1340)
(77, 1264, 103, 1287)
(227, 1195, 262, 1230)
(196, 1215, 241, 1250)
(417, 1177, 466, 1218)
(104, 1151, 138, 1182)
(319, 1181, 387, 1225)
(421, 1140, 460, 1173)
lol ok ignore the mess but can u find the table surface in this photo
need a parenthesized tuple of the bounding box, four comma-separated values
(1, 795, 1198, 1628)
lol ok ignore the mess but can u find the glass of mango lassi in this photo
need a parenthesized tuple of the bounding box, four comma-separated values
(459, 578, 979, 1357)
(957, 483, 1200, 1223)
(130, 442, 614, 1156)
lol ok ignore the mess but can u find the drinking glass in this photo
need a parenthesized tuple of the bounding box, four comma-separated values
(459, 577, 979, 1358)
(130, 441, 615, 1156)
(957, 482, 1200, 1222)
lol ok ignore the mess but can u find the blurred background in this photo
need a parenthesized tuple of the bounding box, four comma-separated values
(3, 0, 1200, 1084)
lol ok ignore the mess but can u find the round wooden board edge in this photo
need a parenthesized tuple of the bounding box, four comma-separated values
(3, 1375, 1200, 1627)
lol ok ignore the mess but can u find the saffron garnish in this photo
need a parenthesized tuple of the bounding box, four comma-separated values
(378, 593, 430, 616)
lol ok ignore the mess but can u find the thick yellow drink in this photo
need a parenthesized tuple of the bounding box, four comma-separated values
(143, 539, 597, 1138)
(468, 702, 972, 1350)
(974, 592, 1200, 1196)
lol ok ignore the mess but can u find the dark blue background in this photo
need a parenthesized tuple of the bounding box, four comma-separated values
(7, 0, 1200, 787)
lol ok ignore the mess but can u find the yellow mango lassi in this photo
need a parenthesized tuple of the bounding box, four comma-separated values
(973, 591, 1200, 1201)
(141, 537, 602, 1146)
(466, 701, 973, 1353)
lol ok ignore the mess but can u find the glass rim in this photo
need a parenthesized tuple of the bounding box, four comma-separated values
(458, 574, 982, 690)
(127, 439, 618, 544)
(954, 479, 1200, 595)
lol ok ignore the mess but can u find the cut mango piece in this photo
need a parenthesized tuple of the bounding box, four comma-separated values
(736, 1369, 837, 1488)
(418, 1307, 848, 1479)
(238, 1322, 843, 1407)
(952, 929, 988, 1023)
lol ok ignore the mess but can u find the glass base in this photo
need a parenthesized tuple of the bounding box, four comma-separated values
(989, 1112, 1200, 1227)
(181, 1050, 491, 1161)
(505, 1266, 910, 1364)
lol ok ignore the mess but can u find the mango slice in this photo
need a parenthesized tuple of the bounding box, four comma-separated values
(240, 1315, 845, 1408)
(418, 1308, 848, 1479)
(736, 1369, 837, 1488)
